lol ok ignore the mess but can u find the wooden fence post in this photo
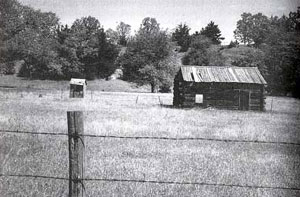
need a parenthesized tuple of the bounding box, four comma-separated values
(158, 96, 162, 106)
(270, 97, 273, 112)
(67, 111, 84, 197)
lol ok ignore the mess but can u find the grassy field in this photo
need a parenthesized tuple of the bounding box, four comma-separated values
(0, 87, 300, 196)
(0, 75, 150, 92)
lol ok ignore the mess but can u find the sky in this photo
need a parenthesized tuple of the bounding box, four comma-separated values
(19, 0, 299, 44)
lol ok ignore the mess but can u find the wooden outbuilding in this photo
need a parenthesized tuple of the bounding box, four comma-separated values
(69, 78, 87, 98)
(173, 66, 267, 111)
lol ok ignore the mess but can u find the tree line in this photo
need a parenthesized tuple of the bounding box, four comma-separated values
(0, 0, 299, 96)
(171, 8, 300, 98)
(0, 0, 124, 80)
(234, 10, 300, 97)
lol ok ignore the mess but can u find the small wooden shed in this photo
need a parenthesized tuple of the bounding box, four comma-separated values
(173, 66, 267, 111)
(69, 78, 87, 98)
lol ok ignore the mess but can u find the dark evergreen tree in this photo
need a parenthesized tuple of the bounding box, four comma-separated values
(227, 40, 239, 48)
(200, 21, 224, 44)
(172, 23, 191, 52)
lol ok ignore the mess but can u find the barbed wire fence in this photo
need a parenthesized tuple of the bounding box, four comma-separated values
(1, 123, 300, 197)
(0, 88, 299, 196)
(0, 89, 170, 107)
(0, 88, 284, 113)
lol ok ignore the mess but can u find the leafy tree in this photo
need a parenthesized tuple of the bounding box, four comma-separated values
(68, 16, 101, 79)
(1, 0, 59, 59)
(0, 62, 15, 75)
(106, 28, 118, 44)
(71, 16, 101, 36)
(172, 23, 191, 52)
(182, 48, 209, 66)
(56, 25, 84, 79)
(57, 25, 71, 44)
(249, 13, 271, 47)
(233, 13, 253, 45)
(1, 0, 61, 79)
(97, 28, 119, 78)
(233, 8, 300, 97)
(288, 7, 300, 31)
(262, 13, 300, 97)
(0, 0, 22, 71)
(236, 8, 300, 97)
(234, 13, 271, 47)
(139, 17, 160, 35)
(190, 35, 212, 50)
(0, 0, 23, 43)
(1, 1, 119, 80)
(200, 21, 224, 44)
(15, 26, 62, 79)
(182, 35, 225, 66)
(116, 22, 131, 46)
(230, 47, 266, 76)
(182, 35, 210, 65)
(119, 17, 175, 92)
(207, 45, 226, 66)
(63, 16, 119, 79)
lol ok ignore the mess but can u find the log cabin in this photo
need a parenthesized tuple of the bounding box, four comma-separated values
(173, 66, 267, 111)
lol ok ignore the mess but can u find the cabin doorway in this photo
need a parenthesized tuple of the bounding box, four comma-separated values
(239, 91, 250, 110)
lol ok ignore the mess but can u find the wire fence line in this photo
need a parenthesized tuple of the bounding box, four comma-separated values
(0, 91, 298, 196)
(1, 128, 300, 194)
(1, 129, 300, 146)
(1, 173, 300, 191)
(0, 173, 68, 181)
(0, 89, 286, 113)
(0, 90, 171, 107)
(0, 89, 171, 98)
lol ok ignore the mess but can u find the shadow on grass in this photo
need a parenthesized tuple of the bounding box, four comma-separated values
(160, 104, 175, 109)
(0, 85, 16, 89)
(160, 104, 206, 111)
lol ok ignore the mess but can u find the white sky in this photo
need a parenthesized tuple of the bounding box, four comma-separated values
(19, 0, 299, 44)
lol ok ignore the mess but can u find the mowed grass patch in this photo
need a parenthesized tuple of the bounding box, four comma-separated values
(0, 92, 300, 196)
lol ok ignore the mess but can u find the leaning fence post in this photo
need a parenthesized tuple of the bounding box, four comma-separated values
(67, 111, 84, 197)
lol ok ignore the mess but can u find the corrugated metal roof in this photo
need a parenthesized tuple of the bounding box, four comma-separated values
(180, 66, 267, 84)
(70, 78, 87, 85)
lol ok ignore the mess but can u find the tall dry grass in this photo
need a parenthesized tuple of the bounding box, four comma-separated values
(0, 93, 299, 196)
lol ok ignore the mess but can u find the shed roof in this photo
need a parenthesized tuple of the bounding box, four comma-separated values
(180, 66, 267, 85)
(70, 78, 87, 85)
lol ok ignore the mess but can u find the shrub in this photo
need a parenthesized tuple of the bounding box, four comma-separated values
(0, 62, 15, 75)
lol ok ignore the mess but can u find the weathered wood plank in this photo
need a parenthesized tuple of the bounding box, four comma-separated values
(67, 111, 84, 197)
